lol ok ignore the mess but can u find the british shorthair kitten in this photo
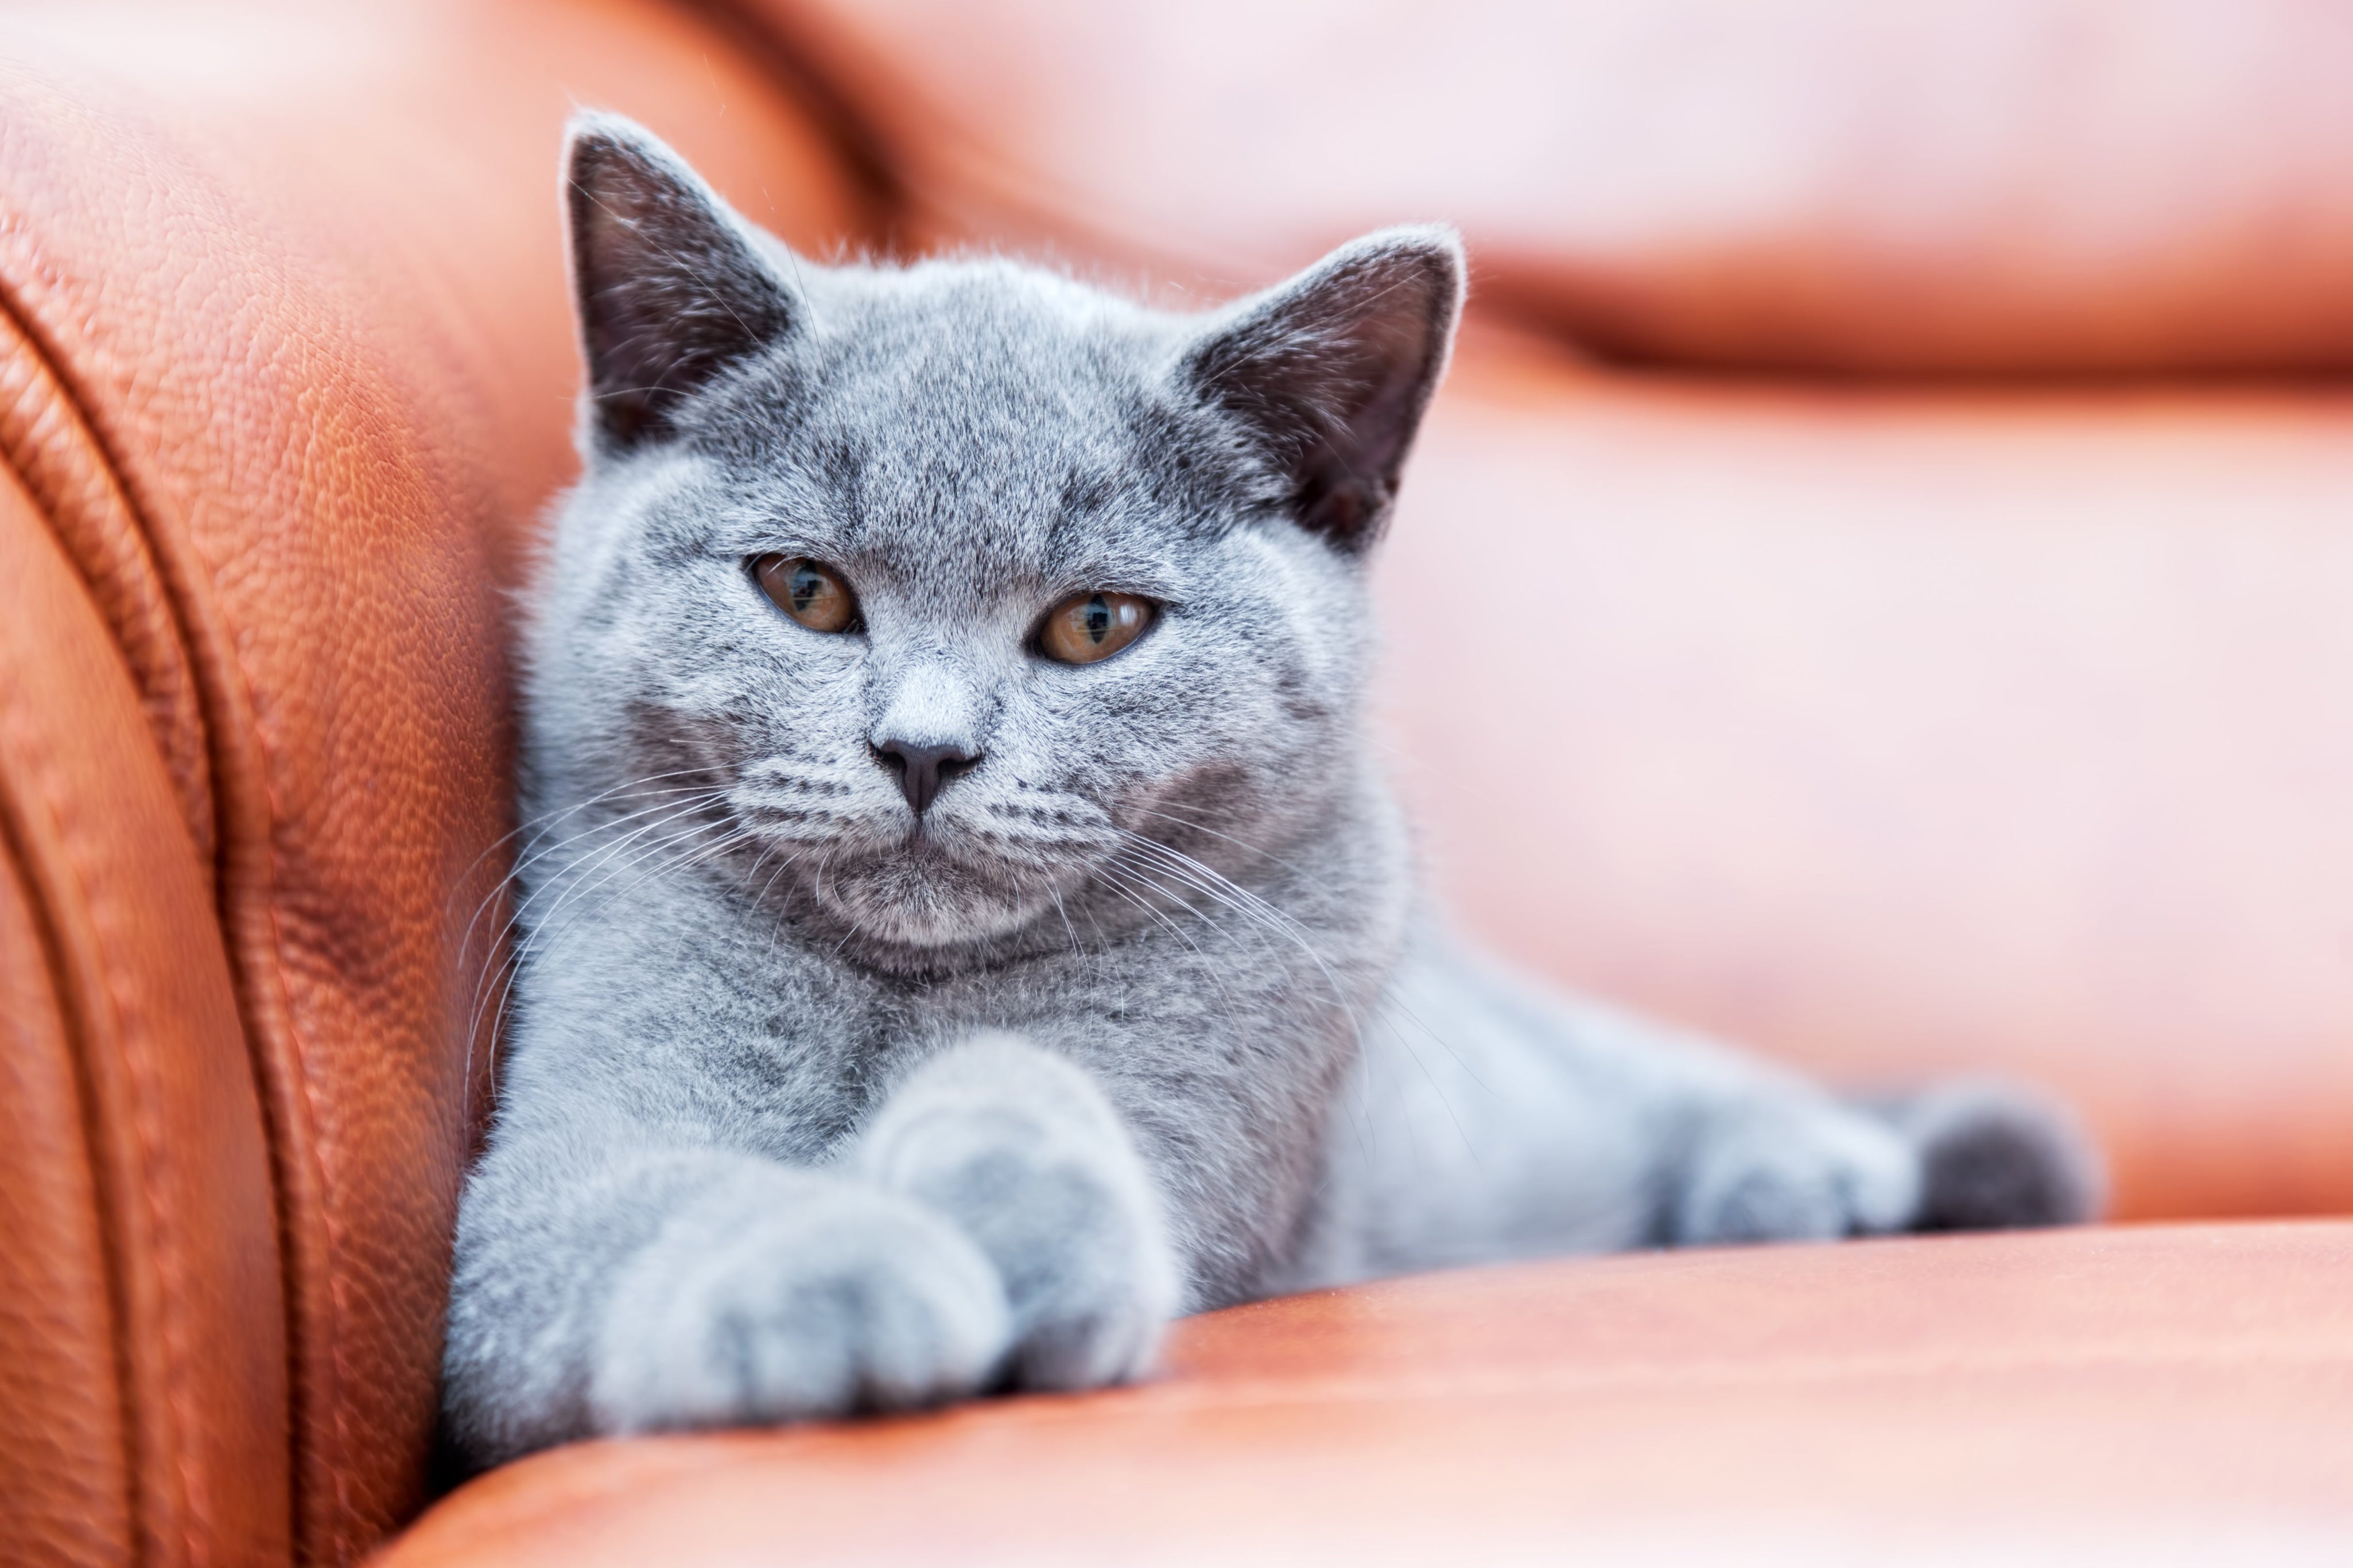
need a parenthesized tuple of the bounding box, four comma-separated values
(441, 114, 2098, 1466)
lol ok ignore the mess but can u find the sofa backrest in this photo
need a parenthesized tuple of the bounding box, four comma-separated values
(741, 0, 2353, 373)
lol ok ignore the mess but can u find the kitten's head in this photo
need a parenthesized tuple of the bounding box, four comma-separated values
(531, 114, 1461, 967)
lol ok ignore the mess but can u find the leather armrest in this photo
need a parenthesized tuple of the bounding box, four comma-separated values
(0, 2, 868, 1558)
(0, 460, 284, 1568)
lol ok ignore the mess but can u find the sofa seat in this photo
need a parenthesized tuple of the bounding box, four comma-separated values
(380, 1221, 2353, 1566)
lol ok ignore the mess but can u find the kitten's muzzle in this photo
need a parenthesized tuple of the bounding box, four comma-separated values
(872, 738, 981, 816)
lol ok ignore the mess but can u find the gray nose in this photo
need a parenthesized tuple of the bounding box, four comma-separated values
(872, 738, 980, 815)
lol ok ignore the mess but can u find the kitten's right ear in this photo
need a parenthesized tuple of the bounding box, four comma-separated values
(1182, 227, 1464, 555)
(565, 112, 801, 453)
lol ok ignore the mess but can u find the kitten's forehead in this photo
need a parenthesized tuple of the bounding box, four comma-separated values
(713, 261, 1224, 597)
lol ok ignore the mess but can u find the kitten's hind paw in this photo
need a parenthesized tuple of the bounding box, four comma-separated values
(1873, 1077, 2106, 1230)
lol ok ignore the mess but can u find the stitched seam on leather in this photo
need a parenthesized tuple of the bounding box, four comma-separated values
(173, 666, 340, 1566)
(255, 862, 351, 1565)
(0, 291, 214, 882)
(118, 434, 346, 1566)
(0, 799, 139, 1568)
(0, 283, 222, 1568)
(0, 648, 192, 1565)
(0, 257, 325, 1565)
(128, 380, 349, 1561)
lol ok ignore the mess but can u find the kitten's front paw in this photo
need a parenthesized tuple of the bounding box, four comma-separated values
(1673, 1100, 1921, 1245)
(589, 1184, 1010, 1434)
(858, 1033, 1181, 1391)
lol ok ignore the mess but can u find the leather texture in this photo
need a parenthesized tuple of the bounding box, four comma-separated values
(0, 2, 867, 1561)
(740, 0, 2353, 373)
(1380, 328, 2353, 1222)
(376, 1221, 2353, 1565)
(1, 464, 286, 1568)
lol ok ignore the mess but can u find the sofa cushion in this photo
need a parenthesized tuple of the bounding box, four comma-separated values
(379, 1221, 2353, 1565)
(1380, 329, 2353, 1221)
(743, 0, 2353, 373)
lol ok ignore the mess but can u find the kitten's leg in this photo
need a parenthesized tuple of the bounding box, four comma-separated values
(1673, 1068, 2102, 1241)
(853, 1031, 1181, 1390)
(1301, 931, 2098, 1287)
(444, 1140, 1011, 1464)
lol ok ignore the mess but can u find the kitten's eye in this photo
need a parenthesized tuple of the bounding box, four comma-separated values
(754, 555, 858, 633)
(1038, 590, 1153, 664)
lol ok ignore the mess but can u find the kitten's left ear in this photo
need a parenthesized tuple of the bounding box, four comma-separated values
(565, 111, 804, 453)
(1182, 227, 1465, 554)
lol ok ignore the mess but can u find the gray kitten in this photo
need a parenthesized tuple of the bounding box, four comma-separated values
(442, 114, 2100, 1467)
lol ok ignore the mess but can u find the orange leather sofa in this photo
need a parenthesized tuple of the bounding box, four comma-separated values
(3, 3, 2348, 1564)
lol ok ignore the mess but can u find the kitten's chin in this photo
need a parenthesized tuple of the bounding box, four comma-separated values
(804, 845, 1061, 958)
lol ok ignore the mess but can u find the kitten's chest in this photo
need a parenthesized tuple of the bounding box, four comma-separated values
(640, 853, 1392, 1157)
(716, 951, 1039, 1153)
(741, 947, 1082, 1069)
(729, 939, 1138, 1098)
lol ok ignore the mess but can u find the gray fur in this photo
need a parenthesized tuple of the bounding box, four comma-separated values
(441, 114, 2102, 1466)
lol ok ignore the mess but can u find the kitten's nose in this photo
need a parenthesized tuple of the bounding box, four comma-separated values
(872, 738, 980, 816)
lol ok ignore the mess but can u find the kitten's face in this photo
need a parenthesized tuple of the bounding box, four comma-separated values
(535, 117, 1459, 965)
(556, 271, 1369, 951)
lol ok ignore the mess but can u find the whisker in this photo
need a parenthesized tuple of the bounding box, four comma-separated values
(1122, 799, 1346, 900)
(759, 846, 818, 963)
(467, 785, 731, 949)
(1121, 827, 1492, 1157)
(449, 773, 731, 1050)
(1116, 832, 1329, 959)
(1109, 829, 1368, 1046)
(1093, 858, 1241, 1013)
(1046, 881, 1085, 961)
(464, 790, 729, 1032)
(449, 765, 720, 920)
(1101, 845, 1288, 965)
(465, 796, 733, 1085)
(482, 816, 759, 1079)
(518, 815, 737, 961)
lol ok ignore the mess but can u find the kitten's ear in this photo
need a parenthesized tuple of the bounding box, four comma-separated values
(1182, 227, 1464, 554)
(565, 111, 802, 453)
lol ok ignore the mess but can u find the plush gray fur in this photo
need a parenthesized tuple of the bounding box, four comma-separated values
(441, 114, 2103, 1466)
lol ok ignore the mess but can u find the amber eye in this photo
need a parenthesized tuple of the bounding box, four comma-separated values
(754, 555, 858, 633)
(1038, 590, 1154, 665)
